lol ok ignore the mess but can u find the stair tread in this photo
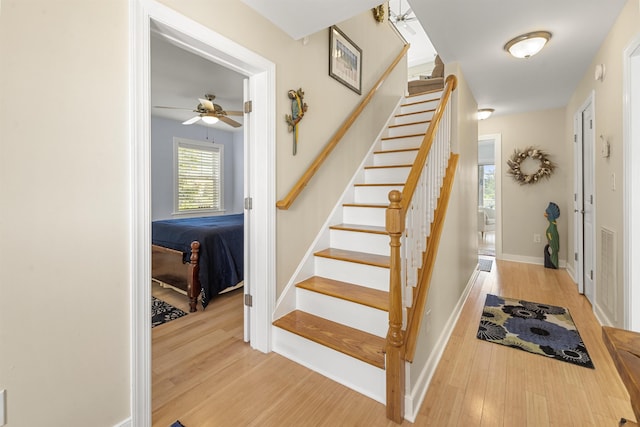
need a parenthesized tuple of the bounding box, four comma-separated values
(342, 202, 387, 208)
(381, 133, 425, 141)
(388, 119, 431, 129)
(329, 223, 387, 234)
(315, 248, 390, 268)
(401, 99, 438, 107)
(394, 109, 435, 119)
(297, 276, 389, 311)
(374, 147, 419, 154)
(273, 310, 386, 369)
(354, 183, 404, 187)
(364, 164, 413, 170)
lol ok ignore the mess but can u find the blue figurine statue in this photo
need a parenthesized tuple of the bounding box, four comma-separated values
(544, 202, 560, 269)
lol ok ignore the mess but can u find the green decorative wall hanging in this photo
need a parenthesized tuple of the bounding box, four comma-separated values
(285, 88, 308, 155)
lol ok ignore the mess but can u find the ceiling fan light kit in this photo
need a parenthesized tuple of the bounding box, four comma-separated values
(504, 31, 552, 59)
(201, 115, 219, 125)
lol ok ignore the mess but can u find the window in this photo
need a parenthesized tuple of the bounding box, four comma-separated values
(174, 138, 224, 214)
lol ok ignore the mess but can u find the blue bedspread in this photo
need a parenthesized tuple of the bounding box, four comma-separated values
(152, 214, 244, 308)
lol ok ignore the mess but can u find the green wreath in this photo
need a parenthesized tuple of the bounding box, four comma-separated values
(506, 146, 556, 185)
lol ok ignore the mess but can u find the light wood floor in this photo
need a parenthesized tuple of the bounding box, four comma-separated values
(152, 261, 636, 426)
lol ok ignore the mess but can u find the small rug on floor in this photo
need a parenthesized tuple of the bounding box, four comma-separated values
(152, 296, 187, 328)
(171, 421, 185, 427)
(476, 294, 594, 369)
(478, 258, 493, 272)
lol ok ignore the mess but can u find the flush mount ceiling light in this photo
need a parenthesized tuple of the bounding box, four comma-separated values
(477, 108, 495, 120)
(504, 31, 552, 59)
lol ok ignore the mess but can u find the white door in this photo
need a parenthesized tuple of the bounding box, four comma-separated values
(575, 99, 595, 303)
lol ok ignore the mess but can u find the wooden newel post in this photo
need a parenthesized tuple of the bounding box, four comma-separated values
(187, 241, 201, 313)
(386, 190, 405, 423)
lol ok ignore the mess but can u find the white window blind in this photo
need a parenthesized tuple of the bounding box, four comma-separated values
(174, 138, 224, 213)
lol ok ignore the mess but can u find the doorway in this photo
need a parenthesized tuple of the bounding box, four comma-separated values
(478, 133, 502, 260)
(573, 94, 596, 304)
(131, 1, 276, 425)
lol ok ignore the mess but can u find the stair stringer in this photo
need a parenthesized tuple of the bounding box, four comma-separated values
(272, 95, 404, 321)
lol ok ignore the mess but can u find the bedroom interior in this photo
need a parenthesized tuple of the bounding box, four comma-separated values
(149, 28, 247, 369)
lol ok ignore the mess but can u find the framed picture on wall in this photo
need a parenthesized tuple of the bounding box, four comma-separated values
(329, 26, 362, 95)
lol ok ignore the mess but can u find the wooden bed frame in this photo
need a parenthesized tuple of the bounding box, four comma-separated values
(152, 241, 201, 312)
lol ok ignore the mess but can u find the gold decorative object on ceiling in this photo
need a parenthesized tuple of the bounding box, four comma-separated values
(372, 4, 385, 23)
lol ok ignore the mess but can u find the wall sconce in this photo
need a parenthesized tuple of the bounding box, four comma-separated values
(477, 108, 495, 120)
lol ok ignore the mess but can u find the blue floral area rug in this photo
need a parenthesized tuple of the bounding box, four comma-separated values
(477, 294, 594, 369)
(152, 296, 187, 328)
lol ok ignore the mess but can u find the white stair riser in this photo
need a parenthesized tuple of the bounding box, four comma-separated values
(364, 166, 411, 184)
(330, 228, 389, 256)
(380, 135, 423, 151)
(394, 110, 435, 126)
(273, 328, 386, 404)
(373, 150, 418, 166)
(406, 92, 442, 104)
(342, 205, 386, 226)
(400, 102, 436, 115)
(297, 288, 388, 337)
(314, 256, 389, 291)
(354, 185, 403, 204)
(387, 122, 430, 137)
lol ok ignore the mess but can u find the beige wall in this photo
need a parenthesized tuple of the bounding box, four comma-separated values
(564, 0, 640, 326)
(157, 0, 407, 294)
(411, 64, 478, 385)
(479, 108, 570, 264)
(0, 0, 406, 425)
(0, 1, 131, 426)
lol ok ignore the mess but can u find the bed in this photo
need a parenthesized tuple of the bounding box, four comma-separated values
(151, 214, 244, 312)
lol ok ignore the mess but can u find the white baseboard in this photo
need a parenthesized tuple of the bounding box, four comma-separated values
(500, 253, 566, 269)
(113, 418, 132, 427)
(593, 303, 614, 327)
(403, 268, 479, 422)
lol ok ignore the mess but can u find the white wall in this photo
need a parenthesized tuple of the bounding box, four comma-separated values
(564, 0, 640, 327)
(479, 108, 570, 265)
(151, 116, 244, 220)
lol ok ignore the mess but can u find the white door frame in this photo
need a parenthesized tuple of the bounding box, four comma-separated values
(478, 133, 502, 259)
(130, 1, 276, 425)
(573, 92, 596, 300)
(623, 34, 640, 331)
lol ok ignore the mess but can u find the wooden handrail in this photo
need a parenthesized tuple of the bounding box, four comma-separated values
(276, 44, 410, 210)
(399, 75, 457, 215)
(404, 154, 459, 361)
(385, 75, 457, 423)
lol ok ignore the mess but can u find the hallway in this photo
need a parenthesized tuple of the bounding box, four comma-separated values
(152, 261, 635, 426)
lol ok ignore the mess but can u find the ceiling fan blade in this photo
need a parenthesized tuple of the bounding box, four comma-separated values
(199, 98, 215, 111)
(217, 115, 242, 128)
(225, 110, 244, 116)
(182, 116, 201, 125)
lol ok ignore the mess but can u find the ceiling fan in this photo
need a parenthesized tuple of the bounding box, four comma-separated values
(155, 94, 243, 128)
(389, 2, 417, 35)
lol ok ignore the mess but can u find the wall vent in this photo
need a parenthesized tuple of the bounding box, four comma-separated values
(600, 227, 617, 322)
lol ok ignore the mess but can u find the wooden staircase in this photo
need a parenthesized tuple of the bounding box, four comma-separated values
(273, 89, 444, 405)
